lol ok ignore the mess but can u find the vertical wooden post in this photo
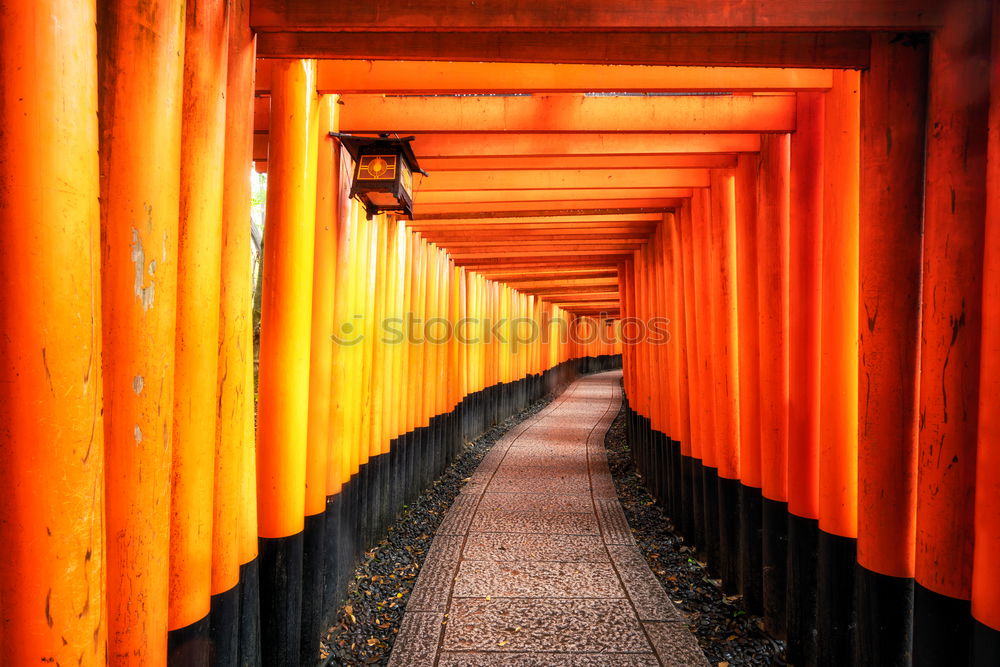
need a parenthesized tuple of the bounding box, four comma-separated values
(817, 69, 861, 665)
(972, 0, 1000, 665)
(915, 2, 991, 665)
(169, 1, 229, 660)
(757, 132, 791, 638)
(301, 93, 339, 665)
(709, 170, 742, 593)
(0, 1, 105, 664)
(213, 0, 260, 663)
(679, 202, 706, 554)
(692, 189, 721, 571)
(323, 128, 355, 626)
(972, 3, 1000, 662)
(856, 33, 929, 667)
(734, 152, 764, 615)
(787, 91, 824, 666)
(97, 1, 185, 663)
(667, 212, 693, 539)
(256, 58, 317, 667)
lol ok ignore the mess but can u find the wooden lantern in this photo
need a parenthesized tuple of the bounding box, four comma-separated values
(330, 132, 428, 219)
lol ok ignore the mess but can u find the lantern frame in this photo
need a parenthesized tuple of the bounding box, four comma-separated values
(330, 132, 428, 219)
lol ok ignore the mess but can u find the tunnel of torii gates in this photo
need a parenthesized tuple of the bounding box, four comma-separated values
(3, 0, 1000, 666)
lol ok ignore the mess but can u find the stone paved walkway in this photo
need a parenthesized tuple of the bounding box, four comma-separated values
(388, 370, 710, 666)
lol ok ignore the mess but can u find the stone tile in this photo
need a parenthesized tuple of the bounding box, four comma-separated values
(385, 612, 444, 667)
(477, 492, 590, 514)
(407, 535, 464, 612)
(487, 474, 591, 496)
(437, 651, 661, 666)
(607, 545, 685, 622)
(463, 532, 609, 563)
(470, 508, 600, 535)
(442, 598, 652, 654)
(453, 560, 624, 598)
(438, 492, 481, 535)
(596, 497, 637, 545)
(591, 474, 619, 500)
(643, 621, 710, 666)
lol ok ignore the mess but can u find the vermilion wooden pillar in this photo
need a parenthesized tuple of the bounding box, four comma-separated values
(756, 133, 791, 639)
(972, 4, 1000, 663)
(692, 189, 721, 571)
(301, 94, 340, 665)
(169, 1, 229, 661)
(97, 1, 185, 663)
(667, 212, 694, 540)
(680, 202, 706, 553)
(324, 141, 355, 627)
(914, 2, 992, 664)
(256, 58, 318, 667)
(857, 33, 928, 667)
(0, 2, 105, 664)
(787, 91, 824, 666)
(734, 153, 764, 616)
(709, 170, 742, 593)
(817, 69, 861, 666)
(213, 1, 260, 663)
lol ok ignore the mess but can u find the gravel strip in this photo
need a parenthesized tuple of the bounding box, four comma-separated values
(320, 392, 557, 666)
(605, 395, 787, 666)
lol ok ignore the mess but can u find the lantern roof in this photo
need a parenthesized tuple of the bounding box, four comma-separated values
(329, 131, 428, 176)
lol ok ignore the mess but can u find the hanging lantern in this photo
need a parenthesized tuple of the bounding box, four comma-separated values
(330, 132, 428, 219)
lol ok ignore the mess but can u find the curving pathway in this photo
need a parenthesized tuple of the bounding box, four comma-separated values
(388, 370, 710, 666)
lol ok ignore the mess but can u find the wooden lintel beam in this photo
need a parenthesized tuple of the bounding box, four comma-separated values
(253, 132, 761, 161)
(256, 59, 834, 94)
(416, 198, 687, 215)
(415, 188, 695, 205)
(339, 93, 796, 134)
(254, 31, 873, 68)
(412, 208, 672, 221)
(415, 168, 710, 192)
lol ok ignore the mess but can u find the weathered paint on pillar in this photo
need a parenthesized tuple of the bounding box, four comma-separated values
(856, 31, 929, 667)
(972, 2, 1000, 658)
(256, 58, 318, 667)
(97, 0, 185, 663)
(214, 0, 259, 663)
(914, 0, 991, 629)
(169, 0, 229, 646)
(0, 1, 106, 663)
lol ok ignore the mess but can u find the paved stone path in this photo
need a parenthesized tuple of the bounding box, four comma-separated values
(388, 370, 710, 666)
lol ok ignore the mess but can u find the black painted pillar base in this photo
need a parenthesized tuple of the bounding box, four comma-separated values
(762, 496, 789, 638)
(322, 493, 344, 630)
(679, 455, 694, 538)
(817, 530, 857, 667)
(300, 511, 326, 666)
(787, 513, 819, 666)
(854, 564, 913, 667)
(913, 582, 972, 667)
(238, 558, 262, 667)
(738, 485, 764, 616)
(717, 476, 741, 594)
(702, 466, 721, 576)
(973, 618, 1000, 667)
(670, 439, 683, 527)
(208, 582, 239, 667)
(258, 533, 304, 667)
(168, 614, 211, 666)
(691, 459, 706, 554)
